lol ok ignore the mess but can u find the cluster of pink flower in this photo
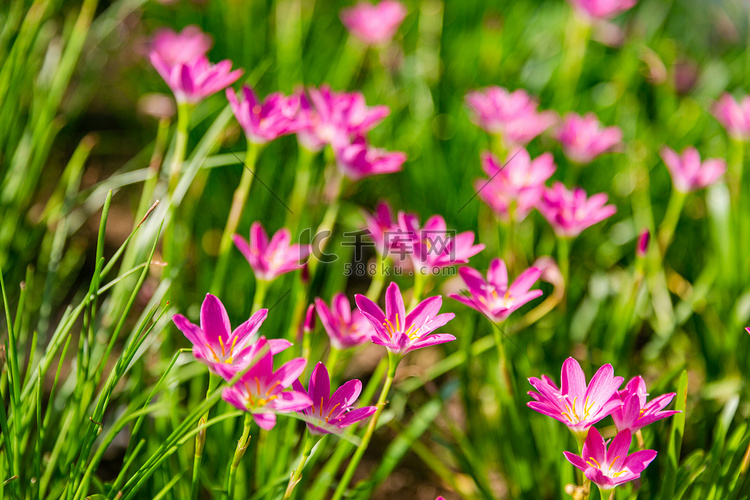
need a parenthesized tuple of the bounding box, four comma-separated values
(465, 84, 730, 235)
(149, 25, 406, 183)
(466, 86, 619, 236)
(170, 281, 460, 431)
(528, 358, 679, 494)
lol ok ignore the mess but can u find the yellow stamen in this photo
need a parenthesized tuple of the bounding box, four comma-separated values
(219, 336, 226, 357)
(265, 380, 282, 396)
(327, 403, 341, 419)
(587, 457, 601, 468)
(608, 457, 620, 470)
(205, 343, 220, 363)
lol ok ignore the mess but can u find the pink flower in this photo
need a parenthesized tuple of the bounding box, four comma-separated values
(363, 201, 399, 256)
(355, 282, 456, 356)
(450, 259, 543, 323)
(556, 113, 622, 164)
(395, 212, 484, 273)
(226, 86, 302, 144)
(334, 135, 406, 180)
(149, 26, 212, 69)
(564, 428, 657, 491)
(712, 93, 750, 140)
(292, 362, 377, 434)
(465, 87, 556, 146)
(340, 1, 407, 45)
(315, 293, 375, 349)
(475, 148, 556, 222)
(149, 34, 242, 104)
(172, 294, 291, 379)
(296, 85, 390, 151)
(233, 222, 312, 282)
(527, 357, 624, 435)
(611, 376, 680, 433)
(567, 0, 637, 20)
(660, 146, 726, 193)
(537, 182, 617, 238)
(222, 338, 311, 430)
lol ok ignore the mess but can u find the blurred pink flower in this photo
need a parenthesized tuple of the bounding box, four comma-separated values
(660, 146, 726, 193)
(556, 113, 622, 164)
(149, 26, 242, 104)
(227, 86, 302, 144)
(334, 135, 406, 180)
(292, 362, 377, 434)
(363, 201, 399, 256)
(296, 85, 390, 151)
(567, 0, 637, 20)
(222, 338, 311, 430)
(537, 182, 617, 237)
(396, 212, 484, 273)
(355, 282, 456, 356)
(611, 376, 680, 433)
(340, 1, 407, 45)
(315, 293, 375, 349)
(233, 222, 312, 282)
(465, 87, 556, 146)
(150, 26, 212, 69)
(712, 93, 750, 141)
(172, 294, 291, 379)
(564, 428, 657, 491)
(527, 357, 624, 435)
(450, 258, 543, 323)
(475, 148, 556, 222)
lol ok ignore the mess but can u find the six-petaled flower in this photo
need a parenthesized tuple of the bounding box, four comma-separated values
(564, 427, 657, 491)
(527, 357, 624, 436)
(355, 282, 456, 357)
(611, 376, 680, 433)
(292, 362, 377, 434)
(233, 222, 312, 283)
(450, 258, 543, 323)
(315, 293, 375, 349)
(172, 293, 291, 379)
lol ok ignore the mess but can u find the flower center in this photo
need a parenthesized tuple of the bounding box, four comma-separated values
(205, 335, 240, 364)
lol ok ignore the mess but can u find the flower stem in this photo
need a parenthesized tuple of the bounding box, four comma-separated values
(491, 322, 514, 398)
(168, 101, 191, 196)
(163, 101, 191, 283)
(327, 347, 341, 377)
(283, 433, 319, 500)
(211, 144, 262, 296)
(191, 374, 220, 500)
(330, 352, 399, 500)
(366, 254, 390, 301)
(307, 167, 343, 280)
(505, 205, 517, 272)
(252, 280, 269, 314)
(225, 414, 253, 500)
(657, 189, 686, 255)
(410, 271, 428, 309)
(286, 146, 316, 233)
(557, 236, 570, 295)
(558, 12, 591, 105)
